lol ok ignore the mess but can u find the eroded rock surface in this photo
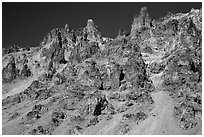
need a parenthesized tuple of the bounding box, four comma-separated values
(2, 7, 202, 135)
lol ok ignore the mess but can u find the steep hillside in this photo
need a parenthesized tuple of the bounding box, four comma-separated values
(2, 7, 202, 135)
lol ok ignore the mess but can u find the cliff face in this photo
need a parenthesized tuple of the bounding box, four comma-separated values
(2, 7, 202, 135)
(140, 8, 202, 130)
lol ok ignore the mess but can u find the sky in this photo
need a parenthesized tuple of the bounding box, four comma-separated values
(2, 2, 202, 49)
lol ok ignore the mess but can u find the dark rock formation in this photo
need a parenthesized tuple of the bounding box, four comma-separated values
(41, 28, 68, 65)
(3, 45, 21, 55)
(122, 111, 148, 124)
(79, 93, 109, 116)
(2, 56, 18, 83)
(20, 64, 32, 77)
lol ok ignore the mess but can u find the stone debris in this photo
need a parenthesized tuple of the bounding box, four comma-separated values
(2, 7, 202, 135)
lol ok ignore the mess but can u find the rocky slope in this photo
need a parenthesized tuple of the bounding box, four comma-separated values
(2, 7, 202, 135)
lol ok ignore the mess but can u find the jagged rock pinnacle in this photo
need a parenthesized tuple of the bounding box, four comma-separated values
(87, 19, 95, 27)
(2, 8, 202, 135)
(84, 19, 101, 41)
(130, 7, 151, 37)
(64, 24, 70, 32)
(140, 7, 149, 19)
(86, 19, 96, 34)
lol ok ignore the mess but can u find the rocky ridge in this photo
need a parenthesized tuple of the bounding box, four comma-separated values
(2, 7, 202, 135)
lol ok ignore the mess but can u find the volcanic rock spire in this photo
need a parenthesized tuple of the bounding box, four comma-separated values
(84, 19, 101, 41)
(130, 7, 151, 37)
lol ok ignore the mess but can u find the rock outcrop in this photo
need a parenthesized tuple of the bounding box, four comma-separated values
(2, 45, 21, 55)
(83, 19, 101, 42)
(131, 7, 152, 38)
(2, 56, 18, 83)
(2, 7, 202, 135)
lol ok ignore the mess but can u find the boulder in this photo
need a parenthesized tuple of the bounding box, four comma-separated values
(2, 56, 18, 83)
